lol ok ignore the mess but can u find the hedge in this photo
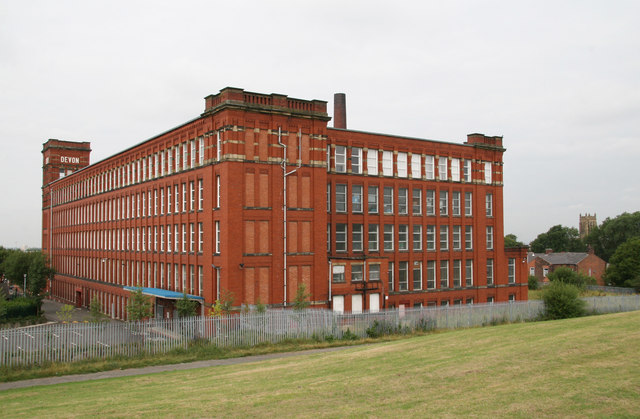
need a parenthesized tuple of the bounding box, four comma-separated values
(1, 297, 40, 321)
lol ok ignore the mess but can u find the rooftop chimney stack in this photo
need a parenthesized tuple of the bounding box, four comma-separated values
(334, 93, 346, 129)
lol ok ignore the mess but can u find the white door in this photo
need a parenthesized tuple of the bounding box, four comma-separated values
(369, 293, 380, 313)
(351, 294, 363, 313)
(332, 295, 344, 313)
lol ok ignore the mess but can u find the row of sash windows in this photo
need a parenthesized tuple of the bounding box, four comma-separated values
(331, 146, 493, 184)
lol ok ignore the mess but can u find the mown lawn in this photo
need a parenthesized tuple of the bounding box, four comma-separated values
(1, 311, 639, 418)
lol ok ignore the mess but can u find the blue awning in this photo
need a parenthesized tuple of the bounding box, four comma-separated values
(123, 286, 204, 301)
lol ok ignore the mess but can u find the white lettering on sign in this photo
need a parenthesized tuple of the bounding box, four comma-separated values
(60, 156, 80, 164)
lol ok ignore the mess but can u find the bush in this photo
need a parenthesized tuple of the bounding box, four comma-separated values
(542, 281, 586, 320)
(528, 275, 539, 290)
(1, 297, 40, 321)
(547, 267, 595, 290)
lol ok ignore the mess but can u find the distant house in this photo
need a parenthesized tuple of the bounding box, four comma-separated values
(527, 248, 606, 285)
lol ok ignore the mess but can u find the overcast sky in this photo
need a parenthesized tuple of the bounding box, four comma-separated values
(1, 0, 638, 249)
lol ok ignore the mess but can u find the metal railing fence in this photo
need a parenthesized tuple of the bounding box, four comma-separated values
(1, 295, 639, 367)
(585, 285, 637, 295)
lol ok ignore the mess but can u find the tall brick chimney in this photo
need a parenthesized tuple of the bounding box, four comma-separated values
(334, 93, 346, 129)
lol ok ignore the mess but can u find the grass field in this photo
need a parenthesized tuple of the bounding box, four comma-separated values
(1, 311, 639, 418)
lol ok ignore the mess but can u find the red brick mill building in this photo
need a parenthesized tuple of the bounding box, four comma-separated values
(41, 87, 528, 319)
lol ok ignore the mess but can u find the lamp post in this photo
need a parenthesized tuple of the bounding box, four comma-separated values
(23, 273, 27, 296)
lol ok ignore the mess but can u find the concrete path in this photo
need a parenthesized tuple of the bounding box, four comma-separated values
(41, 299, 119, 323)
(0, 346, 350, 392)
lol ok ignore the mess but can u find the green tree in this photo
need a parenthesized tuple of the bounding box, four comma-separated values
(547, 266, 594, 290)
(0, 246, 12, 276)
(27, 252, 54, 296)
(529, 225, 586, 253)
(504, 234, 525, 248)
(528, 275, 539, 290)
(585, 211, 640, 262)
(603, 237, 640, 288)
(0, 250, 54, 296)
(126, 287, 152, 321)
(293, 283, 311, 311)
(542, 281, 586, 320)
(89, 295, 108, 323)
(176, 292, 198, 317)
(1, 250, 31, 290)
(0, 288, 7, 321)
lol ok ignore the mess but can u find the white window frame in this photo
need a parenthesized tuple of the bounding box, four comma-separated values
(427, 260, 436, 289)
(440, 225, 449, 251)
(438, 157, 448, 181)
(336, 184, 347, 213)
(335, 146, 347, 173)
(412, 189, 421, 215)
(336, 223, 347, 252)
(425, 155, 435, 180)
(352, 185, 363, 213)
(413, 261, 422, 291)
(411, 154, 421, 179)
(367, 149, 378, 175)
(352, 224, 363, 252)
(508, 258, 516, 283)
(439, 190, 448, 216)
(487, 259, 494, 285)
(398, 224, 409, 251)
(383, 224, 394, 251)
(398, 261, 408, 291)
(368, 224, 379, 251)
(453, 225, 461, 250)
(486, 226, 494, 250)
(452, 191, 460, 216)
(453, 259, 461, 287)
(463, 159, 471, 182)
(215, 221, 220, 254)
(426, 190, 435, 215)
(426, 225, 436, 251)
(440, 260, 449, 288)
(351, 147, 362, 174)
(465, 259, 473, 286)
(398, 188, 408, 215)
(484, 162, 492, 184)
(368, 186, 378, 214)
(382, 151, 393, 176)
(412, 225, 422, 251)
(465, 192, 472, 216)
(397, 152, 408, 178)
(486, 193, 493, 217)
(383, 186, 394, 215)
(451, 158, 460, 182)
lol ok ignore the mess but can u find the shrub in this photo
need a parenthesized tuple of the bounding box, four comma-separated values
(548, 267, 595, 290)
(89, 295, 109, 323)
(176, 292, 198, 317)
(2, 297, 40, 320)
(528, 275, 539, 290)
(57, 304, 74, 323)
(342, 328, 359, 340)
(542, 281, 586, 320)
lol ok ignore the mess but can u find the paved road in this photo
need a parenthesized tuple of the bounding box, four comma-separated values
(0, 346, 351, 391)
(42, 299, 118, 323)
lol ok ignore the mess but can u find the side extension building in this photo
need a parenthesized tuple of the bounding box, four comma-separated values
(41, 87, 528, 318)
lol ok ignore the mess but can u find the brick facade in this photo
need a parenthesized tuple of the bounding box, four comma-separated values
(527, 249, 606, 285)
(41, 87, 527, 318)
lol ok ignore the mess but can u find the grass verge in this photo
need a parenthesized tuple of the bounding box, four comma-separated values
(0, 311, 639, 417)
(0, 332, 417, 383)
